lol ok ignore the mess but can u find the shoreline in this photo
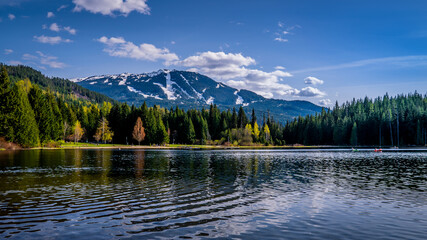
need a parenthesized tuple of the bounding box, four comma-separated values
(2, 144, 426, 151)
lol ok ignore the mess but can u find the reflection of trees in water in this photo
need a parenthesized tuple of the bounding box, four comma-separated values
(134, 150, 145, 178)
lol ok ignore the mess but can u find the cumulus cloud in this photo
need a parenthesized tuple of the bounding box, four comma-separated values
(8, 14, 15, 20)
(46, 23, 77, 35)
(319, 99, 332, 106)
(47, 12, 54, 18)
(73, 0, 150, 16)
(22, 51, 66, 69)
(49, 23, 60, 32)
(297, 86, 326, 97)
(97, 36, 178, 64)
(64, 26, 77, 35)
(34, 35, 72, 44)
(275, 66, 285, 70)
(304, 76, 324, 85)
(4, 49, 13, 55)
(175, 51, 298, 98)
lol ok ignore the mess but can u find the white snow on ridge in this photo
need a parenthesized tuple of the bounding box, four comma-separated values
(127, 86, 162, 100)
(89, 81, 97, 85)
(153, 71, 178, 100)
(118, 78, 127, 85)
(206, 96, 214, 105)
(180, 74, 204, 100)
(234, 90, 244, 105)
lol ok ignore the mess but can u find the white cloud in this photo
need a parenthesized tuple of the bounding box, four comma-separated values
(49, 23, 60, 32)
(178, 51, 256, 79)
(64, 26, 77, 35)
(8, 14, 15, 20)
(297, 86, 326, 97)
(46, 23, 77, 35)
(4, 49, 13, 55)
(22, 51, 66, 69)
(97, 36, 179, 64)
(304, 76, 324, 85)
(47, 12, 54, 18)
(22, 53, 37, 60)
(73, 0, 150, 16)
(34, 35, 72, 44)
(275, 66, 285, 70)
(274, 37, 288, 42)
(319, 99, 332, 106)
(278, 21, 284, 28)
(57, 5, 67, 11)
(175, 51, 298, 99)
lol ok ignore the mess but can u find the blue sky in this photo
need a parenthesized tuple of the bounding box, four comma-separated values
(1, 0, 427, 106)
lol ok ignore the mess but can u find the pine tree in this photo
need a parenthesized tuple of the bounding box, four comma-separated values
(350, 122, 358, 146)
(155, 114, 169, 144)
(251, 108, 257, 128)
(183, 116, 196, 144)
(132, 117, 146, 145)
(237, 106, 248, 128)
(0, 66, 13, 139)
(9, 84, 40, 147)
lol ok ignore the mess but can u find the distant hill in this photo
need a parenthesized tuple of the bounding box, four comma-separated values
(2, 64, 115, 104)
(73, 69, 323, 122)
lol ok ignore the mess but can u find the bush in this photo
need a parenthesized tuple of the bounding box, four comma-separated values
(44, 140, 61, 148)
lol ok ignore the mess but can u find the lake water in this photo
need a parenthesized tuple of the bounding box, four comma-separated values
(0, 149, 426, 239)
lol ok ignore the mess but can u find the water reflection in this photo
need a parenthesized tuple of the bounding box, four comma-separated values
(0, 150, 426, 239)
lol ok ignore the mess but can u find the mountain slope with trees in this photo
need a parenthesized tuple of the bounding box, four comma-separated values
(2, 64, 115, 104)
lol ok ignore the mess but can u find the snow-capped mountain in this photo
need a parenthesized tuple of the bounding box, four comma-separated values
(73, 69, 322, 121)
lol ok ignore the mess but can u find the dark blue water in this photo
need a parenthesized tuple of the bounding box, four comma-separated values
(0, 149, 426, 239)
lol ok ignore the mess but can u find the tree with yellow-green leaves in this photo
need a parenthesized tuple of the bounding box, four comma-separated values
(94, 117, 114, 143)
(68, 120, 84, 143)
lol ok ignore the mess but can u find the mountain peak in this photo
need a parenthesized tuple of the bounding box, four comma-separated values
(73, 69, 322, 122)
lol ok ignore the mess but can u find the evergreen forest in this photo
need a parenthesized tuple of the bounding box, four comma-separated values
(1, 66, 427, 148)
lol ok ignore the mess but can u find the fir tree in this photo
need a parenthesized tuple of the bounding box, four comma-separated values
(9, 84, 40, 147)
(0, 66, 13, 139)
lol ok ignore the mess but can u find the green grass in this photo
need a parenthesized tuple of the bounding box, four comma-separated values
(60, 142, 128, 148)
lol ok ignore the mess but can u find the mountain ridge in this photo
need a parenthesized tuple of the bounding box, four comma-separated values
(73, 69, 323, 122)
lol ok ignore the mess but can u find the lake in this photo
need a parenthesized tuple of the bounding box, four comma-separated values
(0, 149, 426, 239)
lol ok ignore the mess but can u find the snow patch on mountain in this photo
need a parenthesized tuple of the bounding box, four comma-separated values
(127, 86, 162, 100)
(234, 90, 244, 105)
(206, 96, 214, 105)
(181, 74, 205, 100)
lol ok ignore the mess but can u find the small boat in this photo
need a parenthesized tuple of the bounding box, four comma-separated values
(374, 148, 382, 152)
(352, 148, 359, 152)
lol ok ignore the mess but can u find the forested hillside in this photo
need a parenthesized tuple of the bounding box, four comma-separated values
(2, 64, 115, 104)
(0, 67, 284, 147)
(284, 93, 427, 146)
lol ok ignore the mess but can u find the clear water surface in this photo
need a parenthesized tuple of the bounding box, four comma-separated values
(0, 149, 426, 239)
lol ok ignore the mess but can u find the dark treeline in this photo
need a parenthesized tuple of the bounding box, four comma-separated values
(284, 93, 427, 146)
(0, 67, 281, 147)
(2, 66, 427, 148)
